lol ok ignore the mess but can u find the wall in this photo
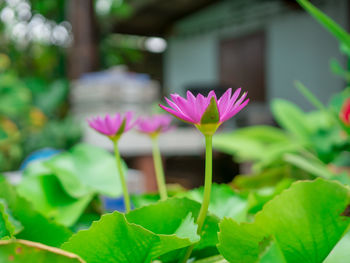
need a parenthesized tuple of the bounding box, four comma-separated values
(164, 34, 217, 94)
(164, 0, 348, 111)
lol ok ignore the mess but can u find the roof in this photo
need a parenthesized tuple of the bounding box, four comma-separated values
(112, 0, 312, 37)
(112, 0, 219, 36)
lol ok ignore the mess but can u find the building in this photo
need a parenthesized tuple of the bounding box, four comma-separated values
(115, 0, 348, 114)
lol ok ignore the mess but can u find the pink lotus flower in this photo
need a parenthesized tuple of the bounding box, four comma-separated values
(159, 88, 248, 134)
(88, 111, 134, 139)
(137, 114, 173, 136)
(340, 98, 350, 126)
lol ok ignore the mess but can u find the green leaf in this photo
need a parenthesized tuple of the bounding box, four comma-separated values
(257, 179, 350, 262)
(233, 126, 290, 143)
(62, 212, 161, 263)
(201, 97, 220, 124)
(213, 126, 291, 163)
(194, 255, 228, 263)
(330, 59, 350, 81)
(0, 203, 14, 239)
(295, 81, 326, 111)
(284, 153, 334, 179)
(324, 231, 350, 263)
(125, 198, 219, 251)
(177, 184, 248, 222)
(41, 144, 126, 198)
(233, 167, 290, 189)
(131, 193, 160, 208)
(0, 73, 32, 118)
(62, 198, 204, 263)
(0, 200, 23, 239)
(259, 242, 287, 263)
(131, 185, 187, 209)
(246, 179, 293, 215)
(70, 212, 101, 233)
(329, 87, 350, 115)
(218, 178, 350, 263)
(17, 175, 94, 226)
(129, 194, 222, 260)
(213, 126, 303, 172)
(0, 239, 84, 263)
(131, 193, 222, 247)
(0, 176, 72, 247)
(213, 133, 267, 161)
(297, 0, 350, 49)
(330, 172, 350, 186)
(33, 79, 68, 116)
(271, 99, 313, 140)
(218, 218, 270, 263)
(23, 160, 52, 177)
(252, 143, 303, 171)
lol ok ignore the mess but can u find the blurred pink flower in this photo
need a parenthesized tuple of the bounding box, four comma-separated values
(159, 88, 249, 125)
(340, 98, 350, 126)
(88, 111, 134, 138)
(137, 114, 174, 135)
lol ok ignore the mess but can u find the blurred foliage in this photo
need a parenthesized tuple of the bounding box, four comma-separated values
(93, 0, 144, 68)
(0, 69, 81, 172)
(30, 0, 66, 22)
(94, 0, 133, 29)
(0, 0, 143, 82)
(17, 144, 127, 227)
(0, 1, 66, 80)
(0, 0, 140, 80)
(100, 34, 144, 69)
(0, 0, 143, 170)
(0, 176, 73, 246)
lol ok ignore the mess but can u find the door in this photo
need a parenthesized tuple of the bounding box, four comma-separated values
(219, 31, 265, 102)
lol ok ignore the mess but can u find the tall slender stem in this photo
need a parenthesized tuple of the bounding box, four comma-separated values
(151, 136, 168, 200)
(113, 141, 131, 213)
(196, 135, 213, 232)
(180, 135, 213, 263)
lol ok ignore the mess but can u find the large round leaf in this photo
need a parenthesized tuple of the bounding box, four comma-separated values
(0, 176, 72, 247)
(17, 175, 94, 226)
(30, 144, 126, 198)
(177, 184, 248, 222)
(0, 239, 84, 263)
(62, 198, 219, 263)
(218, 179, 350, 263)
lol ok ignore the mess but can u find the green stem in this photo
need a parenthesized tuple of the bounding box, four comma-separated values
(180, 135, 213, 263)
(113, 141, 131, 213)
(196, 135, 213, 232)
(151, 136, 168, 200)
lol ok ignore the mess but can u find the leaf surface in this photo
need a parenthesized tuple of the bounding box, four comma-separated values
(43, 144, 126, 198)
(0, 239, 84, 263)
(17, 175, 93, 226)
(218, 179, 350, 263)
(62, 198, 217, 263)
(271, 99, 313, 141)
(0, 176, 72, 247)
(178, 184, 248, 221)
(0, 199, 23, 239)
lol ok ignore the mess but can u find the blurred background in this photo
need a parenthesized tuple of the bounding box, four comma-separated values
(0, 0, 347, 191)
